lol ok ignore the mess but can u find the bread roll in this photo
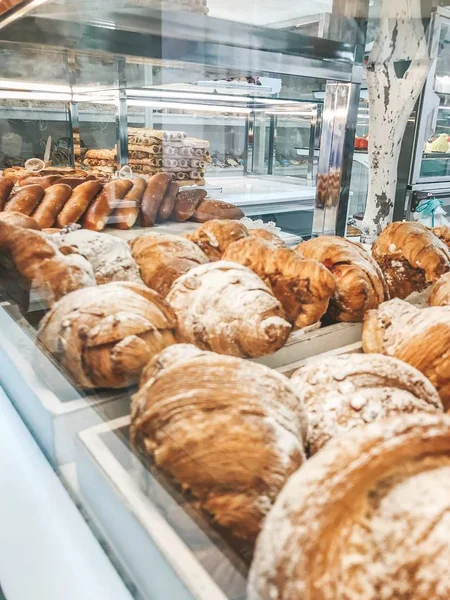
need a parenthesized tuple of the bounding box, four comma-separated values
(130, 232, 208, 296)
(112, 177, 146, 230)
(429, 272, 450, 306)
(363, 298, 450, 409)
(5, 184, 45, 215)
(31, 184, 73, 228)
(433, 225, 450, 249)
(38, 282, 177, 388)
(372, 221, 450, 299)
(0, 177, 14, 210)
(249, 413, 450, 600)
(141, 173, 172, 226)
(131, 344, 308, 545)
(170, 188, 206, 222)
(56, 180, 103, 227)
(186, 219, 249, 261)
(83, 179, 133, 231)
(290, 353, 442, 455)
(51, 229, 142, 285)
(297, 236, 387, 322)
(0, 221, 95, 304)
(166, 261, 292, 357)
(224, 237, 336, 328)
(0, 211, 41, 230)
(191, 198, 244, 222)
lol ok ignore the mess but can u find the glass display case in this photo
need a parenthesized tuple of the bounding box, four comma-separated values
(0, 1, 368, 599)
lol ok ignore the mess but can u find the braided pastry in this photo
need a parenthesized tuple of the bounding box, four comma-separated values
(131, 344, 307, 545)
(363, 298, 450, 409)
(296, 236, 387, 322)
(223, 237, 336, 328)
(166, 261, 292, 357)
(249, 414, 450, 600)
(372, 221, 450, 299)
(290, 353, 442, 455)
(38, 282, 177, 388)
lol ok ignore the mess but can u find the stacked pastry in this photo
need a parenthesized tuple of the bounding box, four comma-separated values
(84, 128, 211, 186)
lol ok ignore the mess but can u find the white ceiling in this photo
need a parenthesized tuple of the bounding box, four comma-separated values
(207, 0, 332, 27)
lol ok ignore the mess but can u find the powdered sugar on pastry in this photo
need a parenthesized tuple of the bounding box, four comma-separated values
(50, 229, 142, 284)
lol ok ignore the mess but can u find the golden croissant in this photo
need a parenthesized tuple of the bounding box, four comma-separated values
(38, 281, 177, 388)
(131, 344, 308, 546)
(166, 260, 292, 357)
(363, 298, 450, 409)
(372, 221, 450, 299)
(290, 353, 442, 455)
(296, 235, 387, 322)
(429, 272, 450, 307)
(433, 224, 450, 248)
(248, 413, 450, 600)
(186, 219, 248, 260)
(223, 237, 336, 328)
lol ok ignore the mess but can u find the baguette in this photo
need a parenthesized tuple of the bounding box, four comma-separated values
(191, 198, 244, 222)
(171, 189, 206, 222)
(56, 180, 103, 227)
(32, 184, 73, 228)
(0, 177, 14, 210)
(141, 173, 172, 227)
(4, 184, 45, 215)
(112, 177, 146, 230)
(83, 179, 133, 231)
(157, 181, 179, 222)
(18, 175, 60, 189)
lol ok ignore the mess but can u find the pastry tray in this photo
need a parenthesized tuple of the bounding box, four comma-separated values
(0, 291, 361, 467)
(76, 416, 250, 600)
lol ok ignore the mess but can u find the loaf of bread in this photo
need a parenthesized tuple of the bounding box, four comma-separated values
(5, 184, 45, 215)
(0, 221, 95, 304)
(290, 353, 442, 455)
(131, 344, 308, 545)
(112, 177, 146, 230)
(0, 211, 41, 230)
(31, 184, 73, 228)
(0, 177, 14, 210)
(249, 413, 450, 600)
(50, 229, 142, 285)
(83, 179, 133, 231)
(191, 198, 244, 222)
(171, 188, 206, 221)
(224, 237, 336, 328)
(186, 219, 249, 260)
(429, 272, 450, 306)
(363, 298, 450, 409)
(130, 232, 209, 296)
(297, 236, 387, 322)
(38, 282, 177, 388)
(166, 261, 292, 357)
(372, 222, 450, 299)
(56, 180, 103, 227)
(141, 173, 172, 226)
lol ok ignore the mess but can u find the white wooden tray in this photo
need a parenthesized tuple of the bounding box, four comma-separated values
(76, 416, 250, 600)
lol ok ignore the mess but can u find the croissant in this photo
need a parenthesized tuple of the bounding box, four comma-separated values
(290, 353, 442, 455)
(296, 236, 387, 322)
(372, 221, 450, 299)
(186, 219, 248, 260)
(363, 298, 450, 409)
(50, 229, 142, 285)
(223, 237, 336, 328)
(131, 344, 308, 545)
(429, 272, 450, 306)
(248, 228, 286, 248)
(248, 413, 450, 600)
(166, 261, 292, 357)
(433, 225, 450, 248)
(0, 221, 96, 304)
(38, 282, 177, 388)
(129, 232, 209, 297)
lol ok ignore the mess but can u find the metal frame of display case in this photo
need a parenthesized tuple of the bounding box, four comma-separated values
(0, 1, 366, 236)
(411, 6, 450, 186)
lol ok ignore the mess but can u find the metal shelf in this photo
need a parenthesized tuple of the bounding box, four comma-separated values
(0, 6, 359, 81)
